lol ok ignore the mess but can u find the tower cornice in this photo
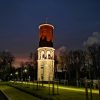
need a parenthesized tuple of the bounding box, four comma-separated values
(39, 24, 54, 29)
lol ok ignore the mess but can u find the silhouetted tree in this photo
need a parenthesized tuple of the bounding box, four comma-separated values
(69, 50, 85, 86)
(0, 50, 14, 81)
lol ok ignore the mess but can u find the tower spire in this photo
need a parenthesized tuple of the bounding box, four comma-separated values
(45, 17, 48, 23)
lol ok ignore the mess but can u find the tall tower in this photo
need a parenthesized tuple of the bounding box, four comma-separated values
(37, 23, 55, 81)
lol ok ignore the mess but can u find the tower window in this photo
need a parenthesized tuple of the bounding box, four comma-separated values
(48, 54, 51, 59)
(41, 51, 45, 59)
(42, 54, 45, 58)
(41, 74, 43, 80)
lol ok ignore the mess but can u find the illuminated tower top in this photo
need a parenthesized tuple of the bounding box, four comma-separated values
(39, 24, 54, 47)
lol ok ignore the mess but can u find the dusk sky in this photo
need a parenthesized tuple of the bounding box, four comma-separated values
(0, 0, 100, 57)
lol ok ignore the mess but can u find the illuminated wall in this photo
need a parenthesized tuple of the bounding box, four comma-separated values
(39, 24, 54, 47)
(37, 47, 55, 81)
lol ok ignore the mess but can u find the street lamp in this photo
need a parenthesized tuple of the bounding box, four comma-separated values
(15, 72, 18, 81)
(23, 69, 28, 81)
(10, 73, 13, 81)
(23, 69, 28, 87)
(24, 69, 27, 73)
(10, 73, 13, 76)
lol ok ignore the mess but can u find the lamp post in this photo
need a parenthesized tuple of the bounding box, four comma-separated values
(85, 77, 89, 100)
(52, 60, 55, 95)
(23, 69, 28, 81)
(88, 58, 93, 100)
(23, 69, 28, 87)
(15, 72, 18, 81)
(10, 73, 13, 81)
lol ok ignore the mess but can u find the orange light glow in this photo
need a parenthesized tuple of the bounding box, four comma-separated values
(12, 56, 31, 68)
(39, 24, 53, 42)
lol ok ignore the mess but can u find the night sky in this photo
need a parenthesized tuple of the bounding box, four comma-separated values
(0, 0, 100, 57)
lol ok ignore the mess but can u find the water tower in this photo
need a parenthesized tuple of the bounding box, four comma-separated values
(37, 23, 55, 81)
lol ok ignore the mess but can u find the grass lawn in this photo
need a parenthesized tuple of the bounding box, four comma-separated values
(0, 84, 41, 100)
(7, 81, 100, 100)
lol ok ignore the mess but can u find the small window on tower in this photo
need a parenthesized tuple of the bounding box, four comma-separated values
(41, 51, 45, 59)
(41, 74, 43, 80)
(41, 67, 43, 69)
(47, 51, 51, 59)
(48, 54, 51, 59)
(42, 54, 45, 58)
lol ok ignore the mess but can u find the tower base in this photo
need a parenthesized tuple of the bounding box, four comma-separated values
(37, 47, 55, 81)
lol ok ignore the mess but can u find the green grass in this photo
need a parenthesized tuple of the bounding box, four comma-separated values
(52, 88, 99, 100)
(7, 81, 100, 100)
(0, 84, 41, 100)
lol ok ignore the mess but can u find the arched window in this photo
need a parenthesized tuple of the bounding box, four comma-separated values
(47, 51, 51, 59)
(41, 51, 45, 59)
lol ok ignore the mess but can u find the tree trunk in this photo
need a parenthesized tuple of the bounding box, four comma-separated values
(85, 77, 89, 100)
(76, 70, 79, 87)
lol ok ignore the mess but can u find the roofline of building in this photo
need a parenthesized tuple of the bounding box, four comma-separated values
(39, 24, 54, 29)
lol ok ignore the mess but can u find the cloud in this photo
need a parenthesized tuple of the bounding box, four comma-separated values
(83, 32, 100, 47)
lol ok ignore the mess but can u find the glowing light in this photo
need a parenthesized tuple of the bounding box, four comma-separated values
(39, 24, 54, 29)
(11, 81, 99, 94)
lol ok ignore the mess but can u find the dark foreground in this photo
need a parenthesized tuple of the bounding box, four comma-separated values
(0, 90, 8, 100)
